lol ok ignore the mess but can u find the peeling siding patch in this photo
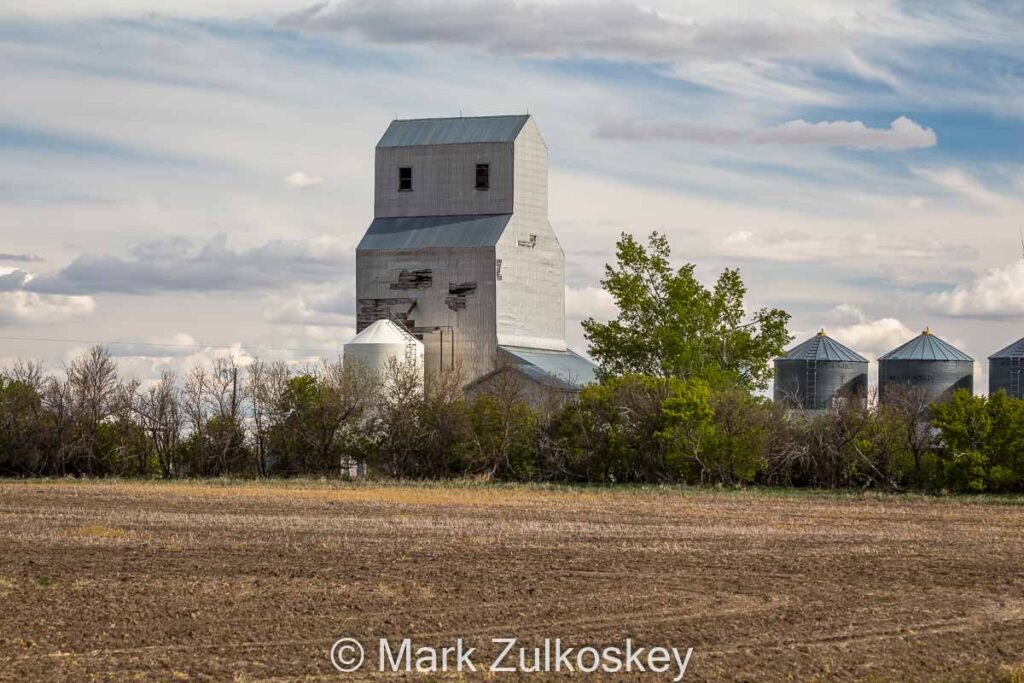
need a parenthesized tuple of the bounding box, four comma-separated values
(390, 268, 433, 290)
(357, 297, 416, 331)
(446, 281, 477, 311)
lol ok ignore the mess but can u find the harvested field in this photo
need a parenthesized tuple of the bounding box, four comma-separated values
(0, 481, 1023, 681)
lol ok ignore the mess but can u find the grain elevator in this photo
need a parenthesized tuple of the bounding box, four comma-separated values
(355, 115, 596, 388)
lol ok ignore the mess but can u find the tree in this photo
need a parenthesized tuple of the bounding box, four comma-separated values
(368, 357, 427, 477)
(134, 371, 184, 478)
(261, 359, 376, 476)
(881, 385, 938, 488)
(65, 345, 121, 475)
(207, 357, 247, 475)
(247, 360, 289, 477)
(983, 390, 1024, 491)
(582, 232, 790, 390)
(932, 389, 1024, 492)
(657, 377, 715, 480)
(464, 366, 538, 479)
(0, 362, 48, 475)
(702, 387, 774, 485)
(417, 366, 471, 477)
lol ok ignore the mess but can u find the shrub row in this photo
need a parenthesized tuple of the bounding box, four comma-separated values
(2, 346, 1023, 492)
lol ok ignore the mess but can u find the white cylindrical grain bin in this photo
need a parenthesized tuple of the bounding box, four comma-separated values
(343, 319, 424, 384)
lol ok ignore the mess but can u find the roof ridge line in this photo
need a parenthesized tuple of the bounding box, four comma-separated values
(391, 114, 530, 122)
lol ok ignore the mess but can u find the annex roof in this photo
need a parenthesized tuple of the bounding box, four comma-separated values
(357, 214, 511, 250)
(778, 331, 867, 363)
(498, 345, 599, 390)
(879, 329, 973, 362)
(377, 115, 531, 148)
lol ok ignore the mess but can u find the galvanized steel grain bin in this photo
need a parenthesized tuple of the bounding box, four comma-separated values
(878, 329, 973, 405)
(774, 330, 868, 410)
(988, 337, 1024, 398)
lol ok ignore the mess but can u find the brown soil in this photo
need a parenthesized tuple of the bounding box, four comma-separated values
(0, 481, 1022, 681)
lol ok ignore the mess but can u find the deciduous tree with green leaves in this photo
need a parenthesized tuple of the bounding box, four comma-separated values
(582, 232, 791, 390)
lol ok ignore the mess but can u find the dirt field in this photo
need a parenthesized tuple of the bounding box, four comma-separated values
(0, 481, 1022, 682)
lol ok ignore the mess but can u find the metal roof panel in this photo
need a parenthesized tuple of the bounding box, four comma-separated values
(780, 332, 867, 362)
(879, 331, 973, 362)
(499, 345, 599, 389)
(358, 214, 511, 250)
(378, 115, 531, 148)
(989, 336, 1024, 359)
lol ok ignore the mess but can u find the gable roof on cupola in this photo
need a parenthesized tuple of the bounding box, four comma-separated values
(377, 115, 532, 148)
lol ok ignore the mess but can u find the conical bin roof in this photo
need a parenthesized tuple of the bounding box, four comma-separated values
(879, 329, 972, 362)
(346, 319, 419, 346)
(778, 330, 867, 362)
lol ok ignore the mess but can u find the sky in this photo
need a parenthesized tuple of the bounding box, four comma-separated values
(1, 0, 1024, 391)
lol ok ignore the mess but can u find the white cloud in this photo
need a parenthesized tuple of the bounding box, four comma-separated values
(263, 285, 355, 327)
(1, 3, 1023, 385)
(103, 332, 202, 358)
(281, 0, 849, 64)
(912, 167, 1005, 207)
(716, 229, 973, 265)
(26, 233, 356, 295)
(928, 260, 1024, 318)
(0, 268, 32, 291)
(0, 1, 308, 20)
(0, 253, 43, 263)
(831, 316, 915, 359)
(284, 171, 325, 188)
(828, 303, 868, 324)
(565, 285, 617, 321)
(0, 291, 96, 325)
(598, 116, 937, 150)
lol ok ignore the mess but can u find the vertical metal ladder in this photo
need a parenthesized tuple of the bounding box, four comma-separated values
(388, 311, 420, 368)
(1011, 355, 1021, 398)
(404, 338, 417, 367)
(806, 359, 817, 410)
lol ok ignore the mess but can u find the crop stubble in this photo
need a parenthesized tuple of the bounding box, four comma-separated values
(0, 481, 1022, 681)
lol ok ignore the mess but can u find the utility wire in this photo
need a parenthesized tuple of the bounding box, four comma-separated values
(0, 335, 343, 355)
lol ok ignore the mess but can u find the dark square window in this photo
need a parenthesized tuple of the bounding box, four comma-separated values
(475, 163, 489, 190)
(398, 167, 412, 191)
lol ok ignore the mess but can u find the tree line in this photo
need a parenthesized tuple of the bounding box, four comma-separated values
(1, 232, 1022, 492)
(2, 347, 1022, 492)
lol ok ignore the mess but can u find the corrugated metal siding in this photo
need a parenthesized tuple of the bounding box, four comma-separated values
(378, 116, 530, 147)
(878, 359, 974, 405)
(375, 142, 514, 218)
(773, 359, 868, 410)
(879, 333, 972, 362)
(989, 357, 1023, 397)
(357, 114, 568, 389)
(494, 120, 564, 350)
(358, 214, 511, 250)
(356, 246, 498, 383)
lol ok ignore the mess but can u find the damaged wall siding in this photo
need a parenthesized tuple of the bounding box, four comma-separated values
(390, 269, 433, 290)
(356, 247, 497, 383)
